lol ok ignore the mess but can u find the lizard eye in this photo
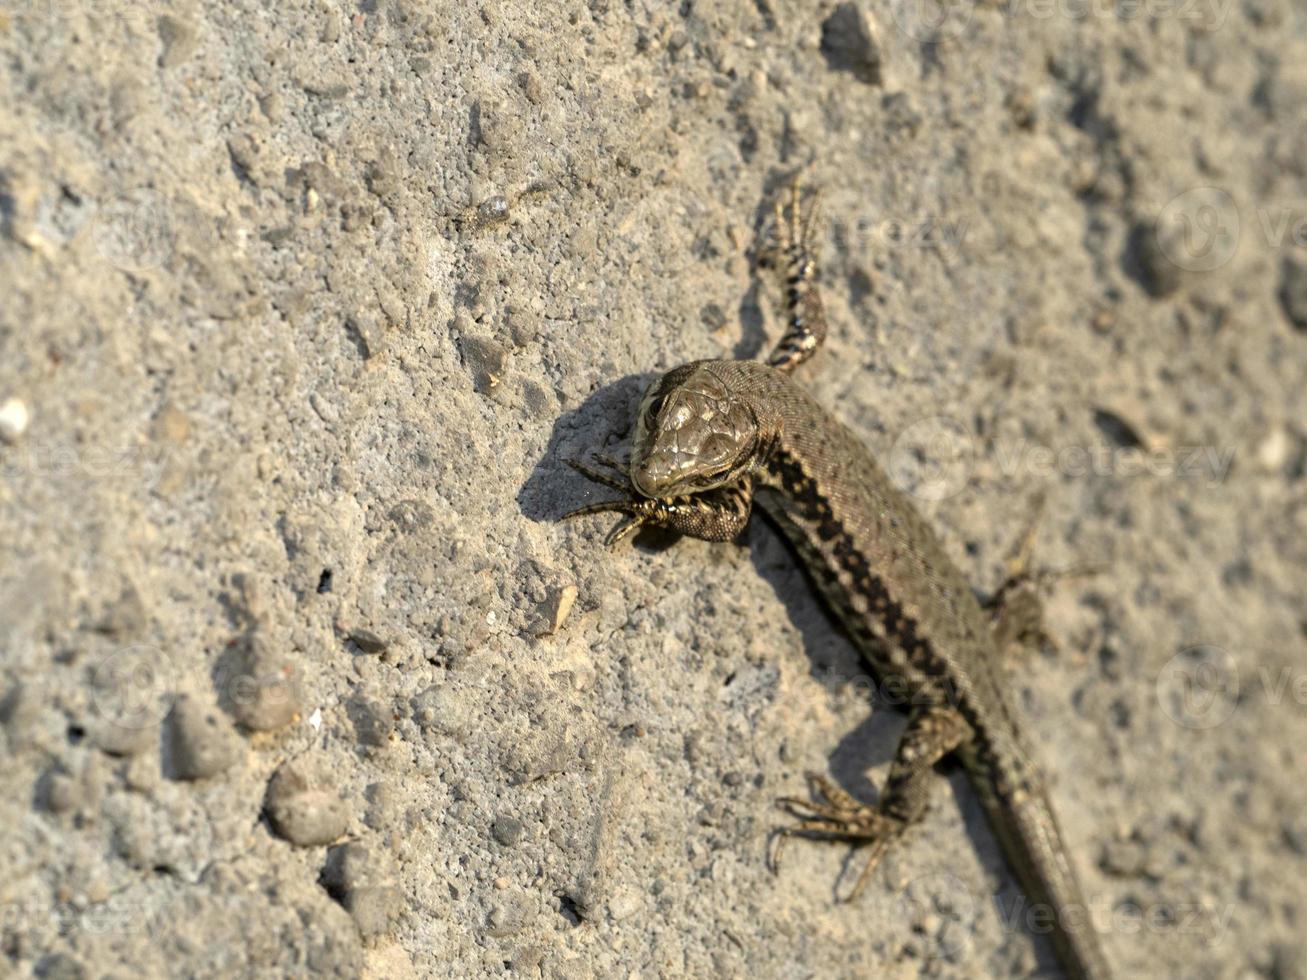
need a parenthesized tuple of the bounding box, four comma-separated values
(644, 394, 666, 422)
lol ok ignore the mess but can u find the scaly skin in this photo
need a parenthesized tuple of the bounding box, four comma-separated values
(564, 182, 1110, 979)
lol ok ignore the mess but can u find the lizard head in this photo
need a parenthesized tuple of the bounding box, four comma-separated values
(629, 362, 761, 497)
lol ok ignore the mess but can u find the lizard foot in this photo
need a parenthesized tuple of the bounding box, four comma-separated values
(764, 175, 828, 375)
(768, 772, 906, 902)
(561, 456, 754, 545)
(765, 174, 823, 266)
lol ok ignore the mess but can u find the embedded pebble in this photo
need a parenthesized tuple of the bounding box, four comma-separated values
(152, 403, 190, 443)
(92, 582, 149, 638)
(1, 682, 38, 737)
(321, 842, 403, 938)
(486, 896, 534, 937)
(90, 717, 157, 757)
(1272, 942, 1307, 980)
(511, 947, 546, 973)
(42, 770, 79, 813)
(227, 634, 303, 732)
(363, 781, 401, 831)
(491, 814, 525, 847)
(33, 952, 87, 980)
(820, 3, 883, 86)
(518, 71, 542, 105)
(166, 694, 241, 780)
(348, 627, 387, 654)
(1279, 255, 1307, 331)
(349, 697, 394, 748)
(123, 752, 160, 793)
(534, 584, 578, 637)
(0, 397, 28, 443)
(265, 760, 350, 846)
(1257, 427, 1292, 472)
(156, 15, 197, 69)
(258, 90, 284, 123)
(1128, 219, 1182, 297)
(411, 684, 471, 738)
(505, 304, 541, 348)
(475, 195, 510, 228)
(459, 334, 508, 392)
(345, 311, 385, 360)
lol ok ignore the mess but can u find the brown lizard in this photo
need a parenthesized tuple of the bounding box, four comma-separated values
(563, 181, 1111, 979)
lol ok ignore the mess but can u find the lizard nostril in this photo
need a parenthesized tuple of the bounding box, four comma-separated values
(631, 457, 665, 497)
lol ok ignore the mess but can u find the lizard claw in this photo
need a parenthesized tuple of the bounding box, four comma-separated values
(565, 457, 632, 493)
(591, 451, 629, 476)
(604, 515, 647, 549)
(562, 456, 661, 547)
(769, 771, 904, 903)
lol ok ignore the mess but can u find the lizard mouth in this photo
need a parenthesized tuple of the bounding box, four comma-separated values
(631, 454, 740, 498)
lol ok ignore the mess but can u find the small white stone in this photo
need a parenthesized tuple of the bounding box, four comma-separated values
(308, 707, 322, 731)
(1257, 426, 1291, 471)
(0, 398, 29, 443)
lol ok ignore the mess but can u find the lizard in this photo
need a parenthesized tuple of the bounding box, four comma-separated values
(561, 180, 1112, 979)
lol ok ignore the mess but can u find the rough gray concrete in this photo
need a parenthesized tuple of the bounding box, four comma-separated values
(1, 1, 1305, 977)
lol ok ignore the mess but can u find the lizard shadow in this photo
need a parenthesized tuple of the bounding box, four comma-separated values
(731, 166, 817, 364)
(740, 517, 904, 798)
(517, 367, 907, 803)
(517, 370, 662, 533)
(517, 369, 924, 801)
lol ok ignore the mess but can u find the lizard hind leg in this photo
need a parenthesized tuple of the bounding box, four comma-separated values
(986, 493, 1104, 656)
(765, 178, 828, 375)
(770, 772, 906, 902)
(770, 706, 971, 902)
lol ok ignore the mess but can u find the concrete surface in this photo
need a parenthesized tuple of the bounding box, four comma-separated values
(1, 0, 1305, 977)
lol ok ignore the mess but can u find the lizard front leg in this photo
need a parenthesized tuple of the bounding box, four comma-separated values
(771, 704, 971, 901)
(562, 456, 753, 547)
(986, 494, 1104, 656)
